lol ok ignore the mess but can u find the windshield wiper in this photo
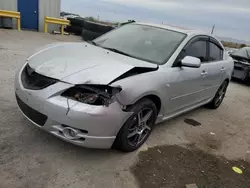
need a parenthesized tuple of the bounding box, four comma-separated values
(101, 47, 133, 58)
(87, 41, 98, 46)
(88, 42, 134, 58)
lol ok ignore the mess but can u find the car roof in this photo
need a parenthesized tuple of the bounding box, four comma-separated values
(135, 22, 211, 36)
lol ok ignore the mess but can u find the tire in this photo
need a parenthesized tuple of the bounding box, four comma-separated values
(81, 29, 103, 41)
(65, 25, 83, 35)
(67, 17, 85, 27)
(206, 80, 229, 109)
(83, 20, 114, 33)
(113, 99, 157, 152)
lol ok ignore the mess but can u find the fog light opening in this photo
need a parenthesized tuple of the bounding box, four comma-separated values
(62, 127, 80, 140)
(61, 124, 88, 134)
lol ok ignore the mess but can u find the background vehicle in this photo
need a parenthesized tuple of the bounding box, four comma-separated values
(230, 47, 250, 84)
(15, 23, 234, 152)
(225, 47, 238, 55)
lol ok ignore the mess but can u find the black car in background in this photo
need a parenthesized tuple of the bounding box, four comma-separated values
(231, 47, 250, 84)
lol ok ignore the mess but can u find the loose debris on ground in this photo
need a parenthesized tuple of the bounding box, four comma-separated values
(131, 145, 250, 188)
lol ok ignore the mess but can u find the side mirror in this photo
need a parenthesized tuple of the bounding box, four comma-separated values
(181, 56, 201, 68)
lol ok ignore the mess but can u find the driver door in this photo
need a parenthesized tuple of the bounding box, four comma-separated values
(164, 37, 210, 115)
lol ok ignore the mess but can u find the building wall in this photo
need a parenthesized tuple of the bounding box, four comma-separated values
(0, 0, 17, 11)
(39, 0, 61, 32)
(0, 0, 17, 28)
(0, 0, 61, 32)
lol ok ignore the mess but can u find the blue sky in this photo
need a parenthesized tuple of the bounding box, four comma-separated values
(61, 0, 250, 41)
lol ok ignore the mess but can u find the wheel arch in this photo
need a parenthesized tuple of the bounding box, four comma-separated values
(142, 95, 162, 114)
(224, 78, 229, 83)
(124, 94, 162, 115)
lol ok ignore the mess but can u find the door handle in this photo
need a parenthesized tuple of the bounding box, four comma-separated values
(221, 67, 226, 72)
(201, 70, 208, 76)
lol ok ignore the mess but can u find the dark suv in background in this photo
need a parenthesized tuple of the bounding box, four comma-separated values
(231, 47, 250, 84)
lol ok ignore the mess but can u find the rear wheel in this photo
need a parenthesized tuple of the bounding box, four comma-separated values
(113, 99, 157, 152)
(207, 80, 229, 109)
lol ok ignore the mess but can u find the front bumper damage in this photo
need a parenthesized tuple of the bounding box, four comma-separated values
(15, 65, 132, 149)
(232, 60, 250, 81)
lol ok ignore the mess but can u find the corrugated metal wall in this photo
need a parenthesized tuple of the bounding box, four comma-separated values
(39, 0, 61, 32)
(0, 0, 17, 11)
(0, 0, 17, 28)
(0, 0, 61, 32)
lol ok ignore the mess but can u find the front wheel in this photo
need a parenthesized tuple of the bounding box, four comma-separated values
(206, 80, 229, 109)
(113, 99, 157, 152)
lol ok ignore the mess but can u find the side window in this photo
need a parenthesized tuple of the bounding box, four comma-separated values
(179, 40, 207, 63)
(209, 42, 223, 62)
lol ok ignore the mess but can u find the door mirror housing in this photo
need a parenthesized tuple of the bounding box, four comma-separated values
(181, 56, 201, 68)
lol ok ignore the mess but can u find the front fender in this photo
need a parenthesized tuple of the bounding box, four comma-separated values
(111, 71, 166, 114)
(116, 90, 162, 105)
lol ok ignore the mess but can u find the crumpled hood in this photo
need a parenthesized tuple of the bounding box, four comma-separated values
(27, 42, 157, 85)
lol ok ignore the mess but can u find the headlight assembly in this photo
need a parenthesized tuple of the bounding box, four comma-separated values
(61, 85, 122, 106)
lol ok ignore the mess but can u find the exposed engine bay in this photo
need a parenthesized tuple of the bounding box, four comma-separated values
(62, 85, 122, 106)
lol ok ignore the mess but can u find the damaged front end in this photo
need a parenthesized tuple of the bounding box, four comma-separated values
(231, 56, 250, 81)
(61, 85, 122, 106)
(61, 66, 158, 107)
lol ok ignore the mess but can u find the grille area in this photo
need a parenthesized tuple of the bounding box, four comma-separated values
(16, 94, 47, 126)
(21, 64, 58, 90)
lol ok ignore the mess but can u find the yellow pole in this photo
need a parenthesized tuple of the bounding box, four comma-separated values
(44, 19, 48, 33)
(17, 18, 21, 31)
(61, 25, 64, 35)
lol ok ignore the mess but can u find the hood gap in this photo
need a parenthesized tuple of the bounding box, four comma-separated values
(109, 66, 158, 85)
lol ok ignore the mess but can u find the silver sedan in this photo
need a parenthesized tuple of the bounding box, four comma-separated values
(15, 23, 234, 152)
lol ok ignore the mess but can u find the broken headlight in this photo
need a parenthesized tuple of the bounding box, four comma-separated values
(61, 85, 122, 106)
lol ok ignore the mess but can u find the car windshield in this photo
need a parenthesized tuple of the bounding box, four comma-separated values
(93, 24, 187, 65)
(231, 47, 250, 59)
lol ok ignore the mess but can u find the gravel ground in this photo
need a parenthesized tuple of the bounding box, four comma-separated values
(0, 29, 250, 188)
